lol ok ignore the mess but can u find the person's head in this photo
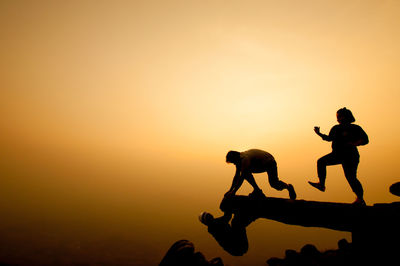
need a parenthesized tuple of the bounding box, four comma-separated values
(226, 150, 240, 164)
(336, 107, 355, 124)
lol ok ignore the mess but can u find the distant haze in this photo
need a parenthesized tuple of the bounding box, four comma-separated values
(1, 1, 400, 265)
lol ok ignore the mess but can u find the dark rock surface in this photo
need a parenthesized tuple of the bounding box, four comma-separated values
(159, 240, 223, 266)
(196, 191, 399, 263)
(220, 195, 388, 232)
(163, 182, 400, 265)
(267, 239, 355, 266)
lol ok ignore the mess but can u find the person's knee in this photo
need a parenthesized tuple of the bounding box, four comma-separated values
(270, 180, 286, 191)
(350, 181, 363, 195)
(317, 157, 327, 166)
(349, 178, 362, 189)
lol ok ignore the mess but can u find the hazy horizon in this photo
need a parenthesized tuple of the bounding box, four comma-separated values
(1, 1, 400, 265)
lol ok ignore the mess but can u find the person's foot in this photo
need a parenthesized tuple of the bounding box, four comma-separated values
(248, 189, 266, 198)
(288, 184, 297, 200)
(352, 198, 366, 206)
(308, 181, 326, 192)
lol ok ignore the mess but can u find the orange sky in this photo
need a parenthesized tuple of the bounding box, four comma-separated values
(1, 1, 400, 265)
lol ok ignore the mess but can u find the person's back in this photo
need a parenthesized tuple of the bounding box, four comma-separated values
(240, 149, 276, 173)
(329, 123, 368, 156)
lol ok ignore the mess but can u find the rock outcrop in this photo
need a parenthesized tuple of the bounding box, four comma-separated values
(159, 240, 223, 266)
(217, 195, 400, 264)
(163, 182, 400, 265)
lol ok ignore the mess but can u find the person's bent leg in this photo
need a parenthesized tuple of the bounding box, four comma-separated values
(317, 153, 341, 185)
(267, 163, 295, 199)
(268, 165, 296, 200)
(342, 159, 364, 203)
(309, 153, 340, 191)
(317, 154, 330, 186)
(267, 163, 287, 191)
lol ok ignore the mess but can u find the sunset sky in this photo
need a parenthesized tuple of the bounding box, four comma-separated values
(1, 1, 400, 265)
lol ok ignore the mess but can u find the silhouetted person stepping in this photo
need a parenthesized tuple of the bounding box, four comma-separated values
(309, 107, 369, 205)
(225, 149, 296, 200)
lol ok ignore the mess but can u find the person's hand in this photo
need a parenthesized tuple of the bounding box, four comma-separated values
(314, 126, 320, 134)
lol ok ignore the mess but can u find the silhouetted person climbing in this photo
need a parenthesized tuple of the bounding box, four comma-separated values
(225, 149, 296, 200)
(309, 107, 369, 205)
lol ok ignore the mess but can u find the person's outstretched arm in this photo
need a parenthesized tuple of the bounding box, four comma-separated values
(225, 166, 244, 197)
(314, 126, 332, 141)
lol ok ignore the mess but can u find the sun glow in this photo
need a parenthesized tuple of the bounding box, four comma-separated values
(1, 1, 400, 265)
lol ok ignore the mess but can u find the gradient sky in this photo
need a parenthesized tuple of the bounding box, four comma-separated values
(1, 1, 400, 265)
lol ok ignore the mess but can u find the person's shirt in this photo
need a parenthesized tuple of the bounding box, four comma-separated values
(325, 123, 369, 156)
(239, 149, 276, 173)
